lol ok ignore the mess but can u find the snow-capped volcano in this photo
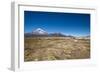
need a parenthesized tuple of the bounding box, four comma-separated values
(25, 28, 67, 37)
(32, 28, 48, 35)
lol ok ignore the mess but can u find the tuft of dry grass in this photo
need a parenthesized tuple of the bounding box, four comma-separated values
(24, 37, 90, 62)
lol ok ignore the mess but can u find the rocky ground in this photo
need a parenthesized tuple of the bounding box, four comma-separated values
(24, 37, 90, 62)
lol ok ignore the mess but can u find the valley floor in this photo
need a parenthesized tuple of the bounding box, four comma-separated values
(24, 37, 90, 61)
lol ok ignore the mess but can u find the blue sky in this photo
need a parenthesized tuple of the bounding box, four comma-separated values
(24, 11, 90, 36)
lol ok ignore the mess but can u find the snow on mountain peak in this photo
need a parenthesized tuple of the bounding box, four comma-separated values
(32, 28, 48, 35)
(35, 28, 44, 32)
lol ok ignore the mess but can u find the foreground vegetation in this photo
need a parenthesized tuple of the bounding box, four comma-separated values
(24, 37, 90, 61)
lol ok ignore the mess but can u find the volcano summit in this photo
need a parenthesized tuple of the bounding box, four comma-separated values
(32, 28, 48, 35)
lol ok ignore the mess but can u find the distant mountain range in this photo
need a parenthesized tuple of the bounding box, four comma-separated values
(24, 28, 90, 39)
(25, 28, 68, 37)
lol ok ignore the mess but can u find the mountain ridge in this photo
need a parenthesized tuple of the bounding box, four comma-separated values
(25, 28, 90, 39)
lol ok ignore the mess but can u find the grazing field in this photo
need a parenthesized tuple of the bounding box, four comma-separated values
(24, 37, 90, 62)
